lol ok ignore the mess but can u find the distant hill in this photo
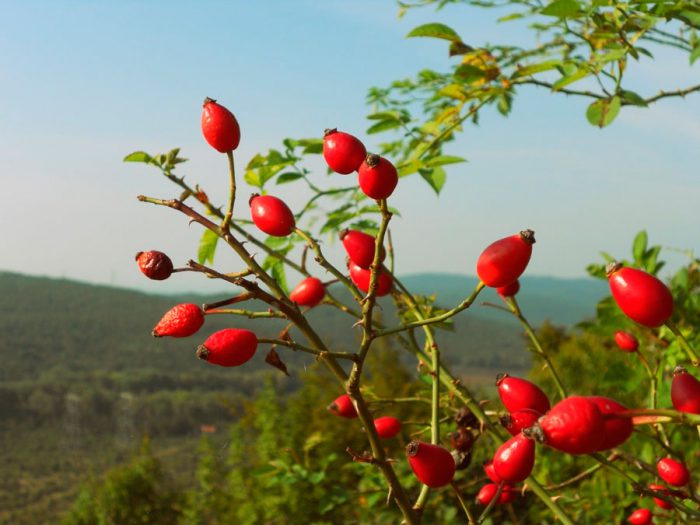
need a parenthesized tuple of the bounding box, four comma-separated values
(400, 273, 608, 326)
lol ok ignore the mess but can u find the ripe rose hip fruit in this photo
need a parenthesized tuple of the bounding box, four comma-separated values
(340, 229, 385, 269)
(607, 263, 674, 328)
(476, 230, 535, 288)
(586, 396, 633, 451)
(323, 129, 366, 174)
(196, 328, 257, 367)
(492, 433, 535, 483)
(627, 508, 653, 525)
(483, 460, 502, 483)
(497, 280, 520, 298)
(152, 303, 204, 338)
(614, 330, 639, 352)
(135, 250, 173, 281)
(406, 440, 456, 488)
(496, 373, 550, 415)
(201, 97, 240, 152)
(289, 277, 325, 307)
(476, 483, 518, 506)
(648, 484, 673, 510)
(656, 457, 690, 487)
(358, 154, 398, 200)
(671, 366, 700, 414)
(328, 394, 357, 419)
(249, 194, 295, 237)
(530, 396, 604, 455)
(348, 262, 392, 296)
(373, 416, 402, 439)
(500, 409, 541, 436)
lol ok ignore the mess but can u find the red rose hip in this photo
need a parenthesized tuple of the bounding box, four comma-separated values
(196, 328, 257, 367)
(627, 508, 652, 525)
(348, 262, 392, 296)
(476, 483, 518, 505)
(373, 416, 402, 439)
(152, 303, 205, 338)
(607, 263, 674, 327)
(500, 409, 542, 436)
(406, 440, 456, 488)
(530, 396, 604, 455)
(671, 366, 700, 414)
(648, 484, 673, 510)
(340, 229, 385, 269)
(323, 129, 366, 174)
(614, 330, 639, 352)
(492, 433, 536, 483)
(201, 97, 240, 152)
(289, 277, 325, 307)
(656, 457, 690, 487)
(249, 194, 295, 237)
(497, 280, 520, 298)
(477, 230, 535, 288)
(358, 154, 398, 200)
(496, 373, 550, 415)
(328, 394, 357, 419)
(135, 250, 173, 281)
(586, 396, 633, 451)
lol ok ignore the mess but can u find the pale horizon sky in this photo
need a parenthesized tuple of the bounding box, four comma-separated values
(1, 0, 698, 295)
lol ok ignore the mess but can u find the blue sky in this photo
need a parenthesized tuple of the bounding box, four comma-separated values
(1, 0, 698, 294)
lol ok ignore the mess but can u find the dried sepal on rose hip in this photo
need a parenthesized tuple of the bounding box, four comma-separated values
(201, 97, 241, 153)
(671, 366, 700, 414)
(249, 194, 296, 237)
(323, 129, 366, 174)
(406, 440, 456, 488)
(289, 277, 326, 308)
(152, 303, 205, 338)
(196, 328, 258, 367)
(328, 394, 357, 419)
(476, 230, 535, 288)
(135, 250, 173, 281)
(496, 373, 550, 415)
(606, 262, 674, 328)
(358, 153, 398, 200)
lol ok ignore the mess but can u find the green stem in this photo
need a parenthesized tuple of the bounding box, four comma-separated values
(451, 481, 476, 524)
(666, 319, 699, 367)
(222, 151, 236, 230)
(506, 297, 567, 400)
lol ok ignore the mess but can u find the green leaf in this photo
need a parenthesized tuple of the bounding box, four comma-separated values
(367, 119, 402, 134)
(276, 172, 303, 184)
(123, 151, 152, 163)
(425, 155, 466, 167)
(419, 166, 446, 194)
(367, 111, 402, 121)
(512, 60, 562, 78)
(620, 90, 648, 107)
(454, 64, 486, 83)
(438, 84, 467, 100)
(268, 259, 288, 294)
(198, 229, 219, 265)
(690, 46, 700, 65)
(632, 231, 648, 263)
(552, 68, 588, 90)
(449, 41, 473, 56)
(541, 0, 581, 17)
(406, 23, 461, 42)
(586, 96, 621, 128)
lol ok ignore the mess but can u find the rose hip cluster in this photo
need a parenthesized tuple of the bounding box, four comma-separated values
(133, 98, 699, 519)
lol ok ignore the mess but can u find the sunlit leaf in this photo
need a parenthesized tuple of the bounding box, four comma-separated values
(198, 229, 219, 265)
(123, 151, 152, 163)
(541, 0, 581, 18)
(586, 96, 621, 128)
(406, 23, 461, 42)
